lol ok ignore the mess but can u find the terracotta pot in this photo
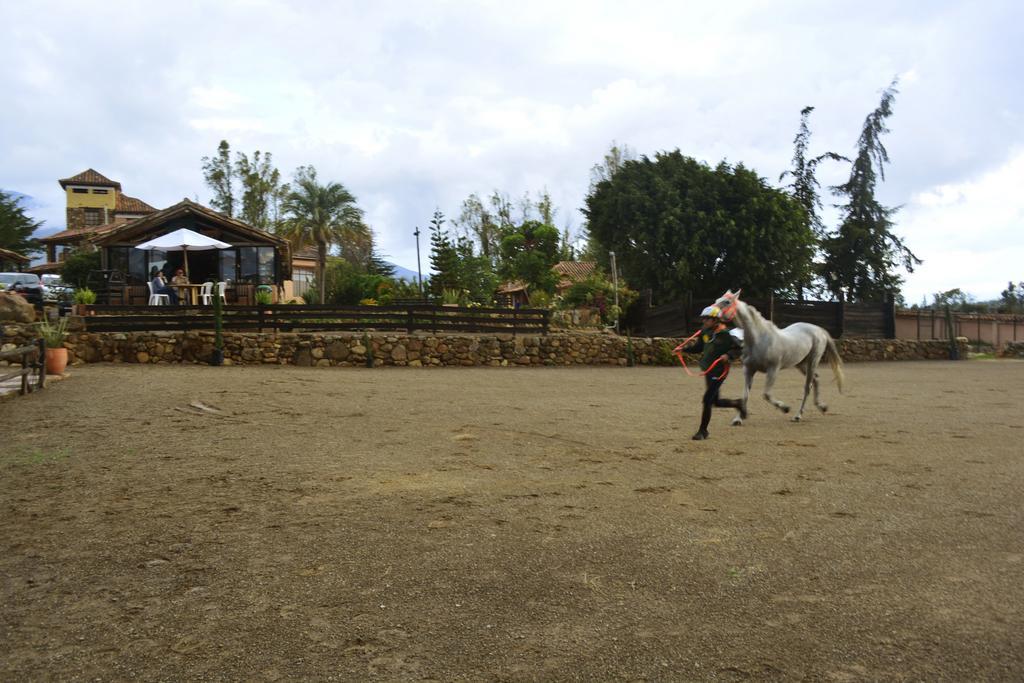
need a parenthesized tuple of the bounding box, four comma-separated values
(45, 347, 68, 375)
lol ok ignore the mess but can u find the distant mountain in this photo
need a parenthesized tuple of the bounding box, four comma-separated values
(387, 262, 420, 282)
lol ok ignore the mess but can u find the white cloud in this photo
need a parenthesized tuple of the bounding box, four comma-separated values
(899, 149, 1024, 301)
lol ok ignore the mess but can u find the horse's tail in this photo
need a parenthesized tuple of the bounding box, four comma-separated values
(824, 335, 845, 393)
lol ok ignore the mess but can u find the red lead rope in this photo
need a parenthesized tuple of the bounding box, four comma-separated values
(672, 330, 730, 379)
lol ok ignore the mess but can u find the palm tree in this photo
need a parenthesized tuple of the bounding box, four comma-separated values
(279, 166, 365, 304)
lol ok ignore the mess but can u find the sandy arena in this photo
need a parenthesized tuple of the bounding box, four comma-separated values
(1, 360, 1022, 681)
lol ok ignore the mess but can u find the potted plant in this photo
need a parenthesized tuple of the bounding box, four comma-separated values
(73, 287, 97, 315)
(37, 316, 70, 375)
(255, 289, 273, 308)
(210, 287, 225, 366)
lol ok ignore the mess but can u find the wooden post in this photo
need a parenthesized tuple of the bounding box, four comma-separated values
(20, 347, 28, 395)
(884, 298, 896, 339)
(512, 307, 518, 338)
(916, 308, 921, 340)
(37, 338, 46, 391)
(406, 306, 414, 334)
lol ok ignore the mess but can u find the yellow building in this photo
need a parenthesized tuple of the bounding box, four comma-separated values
(31, 169, 156, 273)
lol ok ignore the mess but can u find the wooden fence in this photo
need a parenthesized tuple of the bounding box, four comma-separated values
(637, 293, 894, 339)
(0, 339, 46, 396)
(80, 304, 550, 336)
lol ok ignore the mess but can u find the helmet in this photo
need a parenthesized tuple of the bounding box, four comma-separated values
(700, 305, 721, 319)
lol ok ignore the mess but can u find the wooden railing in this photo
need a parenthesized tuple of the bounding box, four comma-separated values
(0, 339, 46, 396)
(80, 304, 550, 336)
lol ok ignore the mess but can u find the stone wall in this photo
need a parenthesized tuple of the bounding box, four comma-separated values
(0, 323, 971, 368)
(1000, 341, 1024, 358)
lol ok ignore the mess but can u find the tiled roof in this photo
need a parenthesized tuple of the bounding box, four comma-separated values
(552, 261, 596, 282)
(497, 280, 529, 294)
(92, 198, 289, 248)
(115, 193, 156, 214)
(58, 169, 122, 190)
(25, 262, 63, 274)
(38, 218, 134, 243)
(0, 247, 30, 264)
(293, 246, 320, 260)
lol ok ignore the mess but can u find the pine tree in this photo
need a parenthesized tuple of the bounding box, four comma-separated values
(428, 210, 461, 299)
(780, 107, 847, 298)
(201, 140, 236, 217)
(823, 80, 921, 302)
(0, 191, 42, 257)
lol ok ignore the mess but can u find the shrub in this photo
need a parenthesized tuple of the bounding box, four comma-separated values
(73, 287, 97, 305)
(528, 290, 552, 309)
(654, 341, 678, 366)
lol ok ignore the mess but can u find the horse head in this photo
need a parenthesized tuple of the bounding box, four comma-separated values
(713, 289, 742, 322)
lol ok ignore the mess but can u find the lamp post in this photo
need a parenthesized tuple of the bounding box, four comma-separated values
(413, 226, 423, 298)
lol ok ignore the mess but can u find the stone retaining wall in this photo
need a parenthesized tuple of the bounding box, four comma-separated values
(1001, 341, 1024, 358)
(0, 324, 970, 368)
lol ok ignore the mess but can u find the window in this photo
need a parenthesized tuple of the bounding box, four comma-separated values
(258, 246, 275, 284)
(129, 248, 148, 283)
(84, 208, 103, 226)
(72, 188, 88, 194)
(220, 249, 236, 283)
(92, 189, 109, 195)
(147, 250, 168, 279)
(108, 247, 128, 276)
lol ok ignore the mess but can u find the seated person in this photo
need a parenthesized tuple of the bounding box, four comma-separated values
(150, 270, 179, 305)
(170, 268, 190, 286)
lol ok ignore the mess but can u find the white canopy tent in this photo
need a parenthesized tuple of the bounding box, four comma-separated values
(134, 228, 231, 279)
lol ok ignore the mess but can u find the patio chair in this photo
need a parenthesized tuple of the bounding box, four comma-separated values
(216, 281, 227, 303)
(147, 281, 170, 306)
(199, 281, 214, 305)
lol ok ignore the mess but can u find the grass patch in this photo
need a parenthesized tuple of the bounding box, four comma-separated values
(3, 447, 71, 466)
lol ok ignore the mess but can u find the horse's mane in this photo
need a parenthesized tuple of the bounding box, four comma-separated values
(735, 299, 778, 337)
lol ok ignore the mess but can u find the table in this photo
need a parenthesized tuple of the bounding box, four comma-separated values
(174, 284, 207, 305)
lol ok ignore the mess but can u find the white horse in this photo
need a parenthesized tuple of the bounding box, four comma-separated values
(712, 290, 845, 423)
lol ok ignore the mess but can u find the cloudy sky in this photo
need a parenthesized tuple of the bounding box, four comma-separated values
(2, 0, 1021, 303)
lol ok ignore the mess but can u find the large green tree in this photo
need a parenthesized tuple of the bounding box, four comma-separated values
(202, 141, 287, 229)
(822, 80, 920, 302)
(498, 220, 561, 294)
(0, 191, 42, 257)
(584, 151, 814, 302)
(279, 166, 365, 304)
(235, 150, 287, 230)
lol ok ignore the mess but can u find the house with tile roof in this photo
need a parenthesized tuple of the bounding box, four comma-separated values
(32, 170, 312, 302)
(87, 198, 291, 304)
(552, 260, 597, 294)
(496, 261, 599, 307)
(32, 169, 157, 273)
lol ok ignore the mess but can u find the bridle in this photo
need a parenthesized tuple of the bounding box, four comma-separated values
(717, 295, 739, 323)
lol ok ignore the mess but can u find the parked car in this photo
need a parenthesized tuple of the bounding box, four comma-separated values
(41, 274, 74, 303)
(0, 272, 44, 306)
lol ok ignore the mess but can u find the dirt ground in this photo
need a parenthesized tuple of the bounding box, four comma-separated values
(1, 360, 1022, 681)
